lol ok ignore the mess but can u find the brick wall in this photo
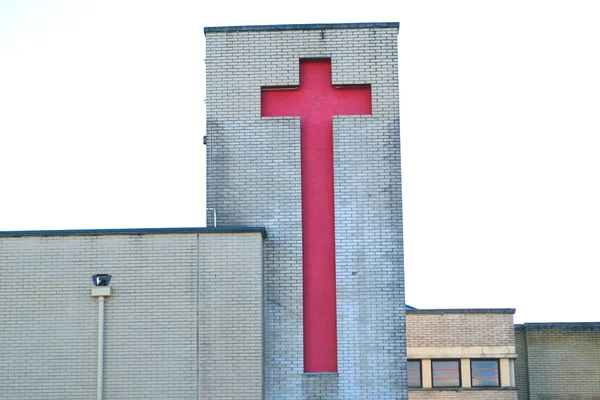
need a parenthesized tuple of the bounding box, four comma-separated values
(407, 310, 515, 347)
(205, 23, 405, 399)
(516, 323, 600, 400)
(406, 309, 517, 400)
(0, 229, 264, 400)
(409, 390, 518, 400)
(514, 326, 530, 400)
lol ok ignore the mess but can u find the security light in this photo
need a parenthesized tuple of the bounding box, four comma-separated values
(92, 274, 112, 286)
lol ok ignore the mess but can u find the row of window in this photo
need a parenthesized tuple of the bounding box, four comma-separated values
(408, 359, 500, 388)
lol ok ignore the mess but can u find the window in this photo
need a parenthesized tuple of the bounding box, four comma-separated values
(471, 359, 500, 387)
(432, 359, 461, 387)
(407, 360, 422, 388)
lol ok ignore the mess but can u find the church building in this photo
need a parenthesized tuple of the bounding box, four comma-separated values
(1, 23, 406, 399)
(2, 22, 598, 400)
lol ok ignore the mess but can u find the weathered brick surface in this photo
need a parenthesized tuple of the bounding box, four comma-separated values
(516, 323, 600, 400)
(0, 230, 264, 400)
(409, 389, 518, 400)
(205, 23, 405, 399)
(407, 310, 515, 347)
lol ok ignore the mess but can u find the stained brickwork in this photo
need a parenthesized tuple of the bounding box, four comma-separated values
(204, 23, 405, 399)
(516, 323, 600, 400)
(407, 310, 515, 347)
(0, 229, 264, 400)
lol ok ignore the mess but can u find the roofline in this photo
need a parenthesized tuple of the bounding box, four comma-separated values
(516, 322, 600, 329)
(0, 226, 268, 239)
(204, 22, 399, 34)
(406, 308, 516, 315)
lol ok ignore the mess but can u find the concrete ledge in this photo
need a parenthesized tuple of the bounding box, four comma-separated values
(0, 226, 268, 239)
(407, 308, 516, 315)
(516, 322, 600, 330)
(408, 346, 517, 359)
(204, 22, 399, 34)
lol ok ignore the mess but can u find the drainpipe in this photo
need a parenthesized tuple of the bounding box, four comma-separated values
(91, 285, 112, 400)
(206, 208, 217, 227)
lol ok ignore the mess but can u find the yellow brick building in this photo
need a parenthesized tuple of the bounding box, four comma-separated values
(406, 308, 600, 400)
(406, 308, 518, 399)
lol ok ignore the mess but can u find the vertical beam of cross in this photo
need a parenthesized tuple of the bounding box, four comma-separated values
(261, 59, 372, 373)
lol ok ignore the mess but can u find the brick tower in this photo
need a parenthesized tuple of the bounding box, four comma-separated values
(204, 22, 406, 399)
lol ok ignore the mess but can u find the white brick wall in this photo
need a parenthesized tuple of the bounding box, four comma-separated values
(205, 23, 405, 399)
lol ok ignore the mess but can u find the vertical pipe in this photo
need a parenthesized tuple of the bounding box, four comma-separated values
(196, 234, 201, 399)
(206, 208, 217, 227)
(97, 296, 105, 400)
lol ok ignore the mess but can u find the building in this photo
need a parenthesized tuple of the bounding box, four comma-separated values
(0, 228, 266, 399)
(406, 308, 518, 399)
(404, 309, 600, 400)
(1, 21, 599, 400)
(204, 22, 405, 399)
(515, 322, 600, 400)
(1, 22, 406, 399)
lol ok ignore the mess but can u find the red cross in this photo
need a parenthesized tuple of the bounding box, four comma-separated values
(262, 59, 372, 373)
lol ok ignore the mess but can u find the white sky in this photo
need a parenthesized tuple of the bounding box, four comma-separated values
(1, 0, 599, 324)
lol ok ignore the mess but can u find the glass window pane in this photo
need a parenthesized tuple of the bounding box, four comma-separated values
(432, 360, 460, 387)
(407, 360, 421, 388)
(471, 360, 500, 387)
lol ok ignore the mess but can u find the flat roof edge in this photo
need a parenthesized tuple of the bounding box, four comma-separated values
(516, 322, 600, 329)
(407, 308, 516, 315)
(0, 226, 267, 239)
(204, 22, 399, 34)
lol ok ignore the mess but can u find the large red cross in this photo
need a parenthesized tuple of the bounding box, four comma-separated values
(262, 59, 372, 373)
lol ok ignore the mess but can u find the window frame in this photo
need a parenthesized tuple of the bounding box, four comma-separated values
(470, 358, 500, 388)
(407, 359, 422, 388)
(431, 359, 461, 388)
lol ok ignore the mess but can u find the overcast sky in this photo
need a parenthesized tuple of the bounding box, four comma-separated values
(1, 0, 599, 323)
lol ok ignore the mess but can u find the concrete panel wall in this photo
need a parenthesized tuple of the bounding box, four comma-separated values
(0, 230, 264, 400)
(205, 23, 405, 399)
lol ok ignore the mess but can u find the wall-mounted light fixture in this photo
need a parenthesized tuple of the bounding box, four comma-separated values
(91, 274, 112, 400)
(92, 274, 111, 286)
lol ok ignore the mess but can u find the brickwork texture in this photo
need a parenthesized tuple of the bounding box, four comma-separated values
(514, 327, 530, 400)
(407, 310, 516, 348)
(516, 323, 600, 400)
(406, 310, 517, 400)
(0, 230, 264, 400)
(409, 390, 518, 400)
(205, 23, 406, 399)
